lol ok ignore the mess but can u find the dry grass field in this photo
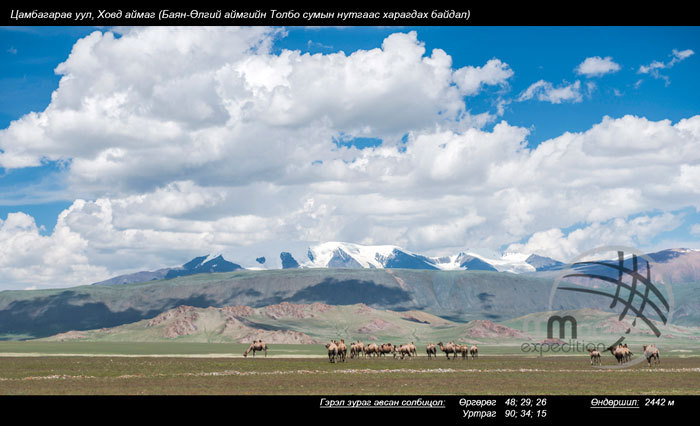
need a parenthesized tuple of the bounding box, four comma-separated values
(1, 348, 698, 395)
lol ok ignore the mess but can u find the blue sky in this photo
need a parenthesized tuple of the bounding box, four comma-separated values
(279, 27, 700, 140)
(0, 26, 698, 289)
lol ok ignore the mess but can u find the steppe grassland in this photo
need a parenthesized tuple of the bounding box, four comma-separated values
(1, 343, 699, 395)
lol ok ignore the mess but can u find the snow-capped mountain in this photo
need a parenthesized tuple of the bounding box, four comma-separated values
(524, 253, 565, 271)
(303, 242, 437, 270)
(93, 243, 545, 286)
(92, 254, 243, 285)
(273, 242, 544, 273)
(92, 243, 699, 287)
(164, 254, 243, 279)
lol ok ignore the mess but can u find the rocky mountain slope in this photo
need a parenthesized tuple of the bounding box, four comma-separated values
(4, 249, 698, 340)
(3, 268, 602, 339)
(39, 302, 534, 344)
(39, 303, 700, 347)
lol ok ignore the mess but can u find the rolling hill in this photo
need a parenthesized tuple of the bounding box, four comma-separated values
(37, 302, 533, 345)
(2, 268, 609, 339)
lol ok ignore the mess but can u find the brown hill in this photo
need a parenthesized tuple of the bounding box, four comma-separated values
(461, 320, 533, 340)
(39, 302, 542, 344)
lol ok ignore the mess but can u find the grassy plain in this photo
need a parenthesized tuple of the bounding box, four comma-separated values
(1, 342, 698, 395)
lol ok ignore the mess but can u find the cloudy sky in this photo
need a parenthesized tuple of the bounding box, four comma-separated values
(0, 26, 698, 290)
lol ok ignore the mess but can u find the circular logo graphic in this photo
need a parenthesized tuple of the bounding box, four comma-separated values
(548, 246, 674, 369)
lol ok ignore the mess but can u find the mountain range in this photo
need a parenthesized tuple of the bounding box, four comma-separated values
(0, 268, 609, 339)
(2, 242, 696, 340)
(39, 304, 699, 345)
(93, 254, 242, 285)
(91, 242, 700, 287)
(91, 242, 564, 286)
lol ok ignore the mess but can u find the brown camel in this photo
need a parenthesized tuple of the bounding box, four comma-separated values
(355, 340, 365, 357)
(454, 344, 468, 359)
(622, 344, 633, 362)
(608, 345, 625, 364)
(378, 343, 395, 357)
(588, 348, 601, 365)
(395, 344, 412, 360)
(365, 343, 380, 357)
(408, 342, 417, 357)
(243, 339, 268, 358)
(325, 341, 338, 363)
(328, 339, 346, 363)
(470, 345, 478, 359)
(426, 343, 437, 358)
(350, 341, 365, 359)
(335, 339, 347, 362)
(643, 344, 660, 367)
(437, 341, 457, 360)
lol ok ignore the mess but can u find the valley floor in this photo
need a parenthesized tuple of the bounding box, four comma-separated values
(0, 343, 698, 395)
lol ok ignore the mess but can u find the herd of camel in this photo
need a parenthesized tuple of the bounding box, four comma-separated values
(587, 343, 661, 367)
(323, 340, 479, 363)
(244, 339, 662, 367)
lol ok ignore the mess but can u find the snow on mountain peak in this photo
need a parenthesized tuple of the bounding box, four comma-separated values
(303, 242, 404, 269)
(220, 241, 566, 273)
(301, 242, 535, 272)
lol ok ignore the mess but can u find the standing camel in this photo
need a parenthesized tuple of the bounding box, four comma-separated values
(608, 345, 625, 364)
(243, 340, 268, 358)
(426, 343, 437, 358)
(325, 341, 339, 363)
(378, 343, 395, 357)
(395, 344, 412, 360)
(588, 348, 601, 365)
(622, 344, 633, 362)
(437, 341, 457, 360)
(469, 345, 478, 359)
(643, 344, 660, 367)
(335, 339, 347, 362)
(350, 341, 365, 359)
(365, 343, 380, 357)
(408, 342, 417, 357)
(454, 344, 468, 359)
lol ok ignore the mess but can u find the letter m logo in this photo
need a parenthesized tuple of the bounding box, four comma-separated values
(547, 315, 577, 339)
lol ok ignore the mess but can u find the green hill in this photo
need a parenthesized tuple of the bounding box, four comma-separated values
(0, 268, 694, 339)
(36, 302, 533, 346)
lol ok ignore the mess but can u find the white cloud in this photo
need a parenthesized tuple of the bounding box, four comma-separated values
(0, 28, 473, 194)
(452, 58, 514, 96)
(692, 224, 700, 236)
(638, 48, 695, 85)
(518, 80, 583, 104)
(639, 49, 695, 74)
(575, 56, 621, 77)
(1, 28, 699, 289)
(507, 213, 683, 261)
(2, 113, 700, 288)
(0, 211, 108, 287)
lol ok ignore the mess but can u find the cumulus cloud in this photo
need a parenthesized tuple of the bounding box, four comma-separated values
(506, 213, 683, 261)
(2, 113, 700, 288)
(1, 27, 699, 289)
(0, 211, 108, 286)
(0, 28, 474, 195)
(518, 80, 583, 104)
(575, 56, 621, 77)
(452, 58, 514, 96)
